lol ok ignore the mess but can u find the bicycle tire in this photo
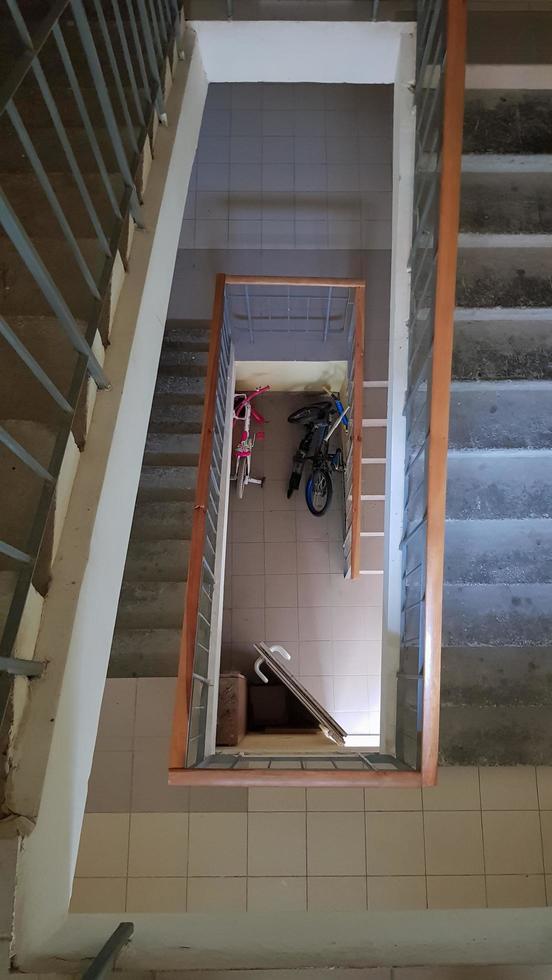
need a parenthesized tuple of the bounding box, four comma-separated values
(305, 467, 332, 516)
(236, 456, 247, 499)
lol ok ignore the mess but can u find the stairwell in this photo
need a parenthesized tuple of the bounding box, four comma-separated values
(109, 320, 209, 678)
(440, 89, 552, 764)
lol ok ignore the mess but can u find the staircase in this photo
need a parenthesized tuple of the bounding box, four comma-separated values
(440, 89, 552, 764)
(109, 320, 209, 677)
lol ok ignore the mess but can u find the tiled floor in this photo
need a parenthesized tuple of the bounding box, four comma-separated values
(222, 391, 383, 737)
(75, 724, 552, 914)
(180, 83, 393, 253)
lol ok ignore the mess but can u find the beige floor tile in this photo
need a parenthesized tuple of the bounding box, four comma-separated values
(232, 510, 264, 543)
(187, 877, 247, 912)
(86, 750, 132, 813)
(248, 876, 307, 911)
(486, 874, 546, 908)
(538, 810, 552, 873)
(190, 787, 248, 812)
(483, 811, 544, 875)
(134, 678, 176, 737)
(128, 813, 188, 877)
(70, 877, 127, 913)
(366, 811, 425, 876)
(424, 811, 484, 876)
(96, 678, 136, 749)
(265, 606, 298, 641)
(308, 875, 367, 911)
(367, 876, 427, 911)
(232, 542, 266, 575)
(189, 813, 247, 877)
(264, 510, 296, 542)
(422, 767, 480, 811)
(480, 766, 538, 810)
(126, 877, 187, 913)
(307, 788, 364, 811)
(75, 814, 129, 877)
(364, 787, 422, 811)
(248, 812, 306, 876)
(537, 766, 552, 810)
(300, 640, 333, 675)
(232, 574, 266, 609)
(265, 573, 298, 607)
(249, 788, 306, 811)
(307, 812, 366, 876)
(297, 540, 331, 573)
(426, 875, 486, 909)
(131, 743, 190, 812)
(265, 541, 297, 574)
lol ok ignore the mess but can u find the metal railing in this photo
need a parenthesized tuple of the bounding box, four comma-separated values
(0, 0, 182, 674)
(395, 0, 467, 777)
(224, 283, 356, 345)
(170, 273, 233, 772)
(81, 922, 133, 980)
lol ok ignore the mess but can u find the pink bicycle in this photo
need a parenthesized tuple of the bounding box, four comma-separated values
(231, 385, 270, 499)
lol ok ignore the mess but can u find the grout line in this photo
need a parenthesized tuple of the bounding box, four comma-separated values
(477, 767, 489, 909)
(536, 765, 548, 904)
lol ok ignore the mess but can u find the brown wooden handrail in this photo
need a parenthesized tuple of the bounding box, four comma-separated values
(169, 273, 225, 770)
(420, 0, 467, 786)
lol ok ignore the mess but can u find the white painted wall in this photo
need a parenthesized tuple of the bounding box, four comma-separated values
(379, 31, 416, 754)
(190, 20, 408, 84)
(236, 360, 347, 393)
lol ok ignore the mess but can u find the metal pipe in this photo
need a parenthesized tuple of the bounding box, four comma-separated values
(0, 655, 44, 677)
(0, 426, 54, 483)
(0, 317, 72, 413)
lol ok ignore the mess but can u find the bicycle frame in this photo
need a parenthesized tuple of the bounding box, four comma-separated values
(231, 385, 269, 494)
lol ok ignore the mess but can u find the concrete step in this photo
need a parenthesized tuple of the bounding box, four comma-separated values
(446, 451, 552, 520)
(108, 628, 181, 677)
(443, 583, 552, 647)
(439, 705, 552, 766)
(452, 309, 552, 380)
(143, 432, 201, 466)
(0, 119, 141, 174)
(158, 349, 209, 374)
(463, 91, 552, 155)
(456, 247, 552, 308)
(0, 239, 104, 319)
(440, 646, 552, 708)
(448, 381, 552, 450)
(164, 320, 211, 348)
(124, 539, 190, 582)
(1, 172, 124, 240)
(115, 580, 186, 630)
(0, 420, 56, 556)
(467, 12, 552, 66)
(130, 500, 195, 541)
(444, 518, 552, 585)
(0, 316, 82, 427)
(154, 374, 206, 400)
(148, 399, 204, 433)
(137, 465, 198, 502)
(460, 172, 552, 234)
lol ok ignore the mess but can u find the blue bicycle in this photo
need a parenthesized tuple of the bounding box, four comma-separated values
(286, 391, 349, 516)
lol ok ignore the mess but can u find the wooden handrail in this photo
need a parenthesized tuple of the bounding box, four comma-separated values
(420, 0, 467, 786)
(169, 273, 225, 770)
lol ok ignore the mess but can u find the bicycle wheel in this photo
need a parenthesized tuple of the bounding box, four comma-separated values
(236, 457, 247, 499)
(305, 467, 332, 516)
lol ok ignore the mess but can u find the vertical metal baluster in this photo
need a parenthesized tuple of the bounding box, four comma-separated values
(155, 0, 169, 45)
(0, 316, 73, 414)
(244, 285, 253, 344)
(71, 0, 142, 223)
(125, 0, 153, 107)
(5, 102, 102, 297)
(136, 0, 167, 123)
(92, 0, 139, 153)
(0, 188, 109, 388)
(147, 0, 165, 62)
(323, 286, 333, 343)
(53, 24, 122, 220)
(111, 0, 146, 127)
(0, 427, 54, 483)
(6, 6, 113, 257)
